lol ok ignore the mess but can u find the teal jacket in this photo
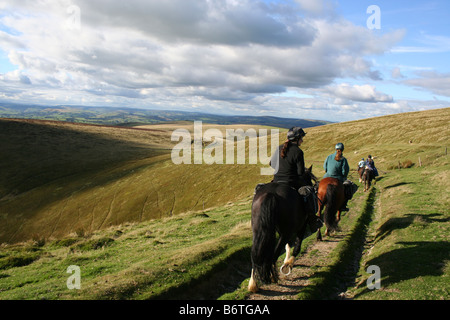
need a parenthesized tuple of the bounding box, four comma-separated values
(323, 152, 349, 182)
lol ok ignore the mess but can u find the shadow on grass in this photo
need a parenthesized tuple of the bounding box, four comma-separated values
(375, 213, 450, 242)
(0, 119, 165, 199)
(353, 240, 450, 299)
(0, 119, 169, 243)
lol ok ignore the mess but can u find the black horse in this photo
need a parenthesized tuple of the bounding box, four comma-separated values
(248, 166, 318, 293)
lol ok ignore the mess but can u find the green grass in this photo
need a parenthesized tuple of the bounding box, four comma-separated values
(0, 107, 448, 300)
(349, 164, 449, 300)
(0, 199, 253, 300)
(296, 186, 378, 300)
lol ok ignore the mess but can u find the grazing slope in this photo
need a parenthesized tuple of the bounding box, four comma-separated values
(0, 107, 448, 300)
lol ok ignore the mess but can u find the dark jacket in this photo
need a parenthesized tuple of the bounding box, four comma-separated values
(270, 143, 305, 189)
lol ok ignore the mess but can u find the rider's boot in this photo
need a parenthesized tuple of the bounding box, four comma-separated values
(340, 199, 349, 212)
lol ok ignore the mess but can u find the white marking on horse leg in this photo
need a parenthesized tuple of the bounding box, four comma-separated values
(283, 243, 291, 265)
(248, 269, 258, 292)
(280, 243, 294, 275)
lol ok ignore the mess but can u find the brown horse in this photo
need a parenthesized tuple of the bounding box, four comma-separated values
(358, 166, 364, 183)
(316, 177, 346, 241)
(362, 165, 375, 191)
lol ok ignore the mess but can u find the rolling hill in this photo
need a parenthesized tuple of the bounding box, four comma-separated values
(0, 107, 448, 301)
(0, 118, 279, 243)
(1, 108, 448, 244)
(0, 102, 331, 128)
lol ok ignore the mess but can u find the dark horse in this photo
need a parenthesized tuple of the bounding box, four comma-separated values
(362, 165, 375, 191)
(248, 166, 318, 293)
(315, 177, 346, 241)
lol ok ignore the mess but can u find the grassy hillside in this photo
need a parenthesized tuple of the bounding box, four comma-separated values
(301, 107, 449, 172)
(0, 107, 448, 300)
(0, 119, 277, 243)
(349, 165, 449, 299)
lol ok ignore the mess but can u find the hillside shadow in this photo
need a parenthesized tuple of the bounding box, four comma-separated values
(375, 213, 449, 242)
(0, 119, 166, 198)
(353, 241, 450, 299)
(155, 247, 252, 300)
(0, 119, 170, 243)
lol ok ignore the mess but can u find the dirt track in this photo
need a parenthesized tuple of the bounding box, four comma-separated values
(246, 233, 345, 300)
(246, 187, 376, 300)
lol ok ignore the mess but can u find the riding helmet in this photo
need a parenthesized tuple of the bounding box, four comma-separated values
(335, 142, 344, 151)
(287, 127, 306, 141)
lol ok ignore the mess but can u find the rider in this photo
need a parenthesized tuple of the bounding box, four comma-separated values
(270, 127, 323, 232)
(358, 158, 365, 168)
(323, 143, 352, 211)
(365, 155, 379, 177)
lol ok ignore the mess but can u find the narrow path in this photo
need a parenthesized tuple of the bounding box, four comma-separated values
(247, 187, 377, 300)
(247, 233, 345, 300)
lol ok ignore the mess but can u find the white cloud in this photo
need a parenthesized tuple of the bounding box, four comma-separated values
(0, 0, 408, 121)
(391, 67, 404, 79)
(326, 83, 393, 103)
(404, 71, 450, 97)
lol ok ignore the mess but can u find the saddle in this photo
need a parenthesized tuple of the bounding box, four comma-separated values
(253, 183, 318, 215)
(254, 183, 267, 194)
(298, 185, 318, 215)
(343, 180, 358, 200)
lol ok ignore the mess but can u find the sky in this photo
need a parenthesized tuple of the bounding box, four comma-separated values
(0, 0, 449, 122)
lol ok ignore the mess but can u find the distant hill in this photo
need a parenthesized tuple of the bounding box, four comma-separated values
(0, 102, 331, 129)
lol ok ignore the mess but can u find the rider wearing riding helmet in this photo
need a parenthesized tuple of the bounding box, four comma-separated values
(270, 127, 322, 232)
(271, 127, 306, 188)
(323, 143, 352, 211)
(365, 155, 379, 177)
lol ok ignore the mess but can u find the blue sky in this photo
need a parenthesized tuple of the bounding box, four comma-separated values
(0, 0, 449, 122)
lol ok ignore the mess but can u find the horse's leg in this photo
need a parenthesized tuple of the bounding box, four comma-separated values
(293, 221, 308, 256)
(316, 201, 324, 241)
(270, 236, 287, 282)
(248, 269, 258, 293)
(280, 243, 294, 275)
(316, 228, 323, 241)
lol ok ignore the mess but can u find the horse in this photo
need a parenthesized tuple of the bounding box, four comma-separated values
(362, 165, 375, 192)
(248, 166, 318, 293)
(358, 166, 364, 183)
(315, 177, 346, 241)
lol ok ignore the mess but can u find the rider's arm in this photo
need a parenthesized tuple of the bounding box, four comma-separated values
(323, 155, 328, 173)
(343, 158, 350, 179)
(296, 149, 305, 176)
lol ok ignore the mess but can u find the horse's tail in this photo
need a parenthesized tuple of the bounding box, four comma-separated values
(251, 193, 278, 284)
(323, 184, 339, 233)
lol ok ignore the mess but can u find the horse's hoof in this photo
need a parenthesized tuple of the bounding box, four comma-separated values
(248, 280, 258, 293)
(280, 264, 292, 276)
